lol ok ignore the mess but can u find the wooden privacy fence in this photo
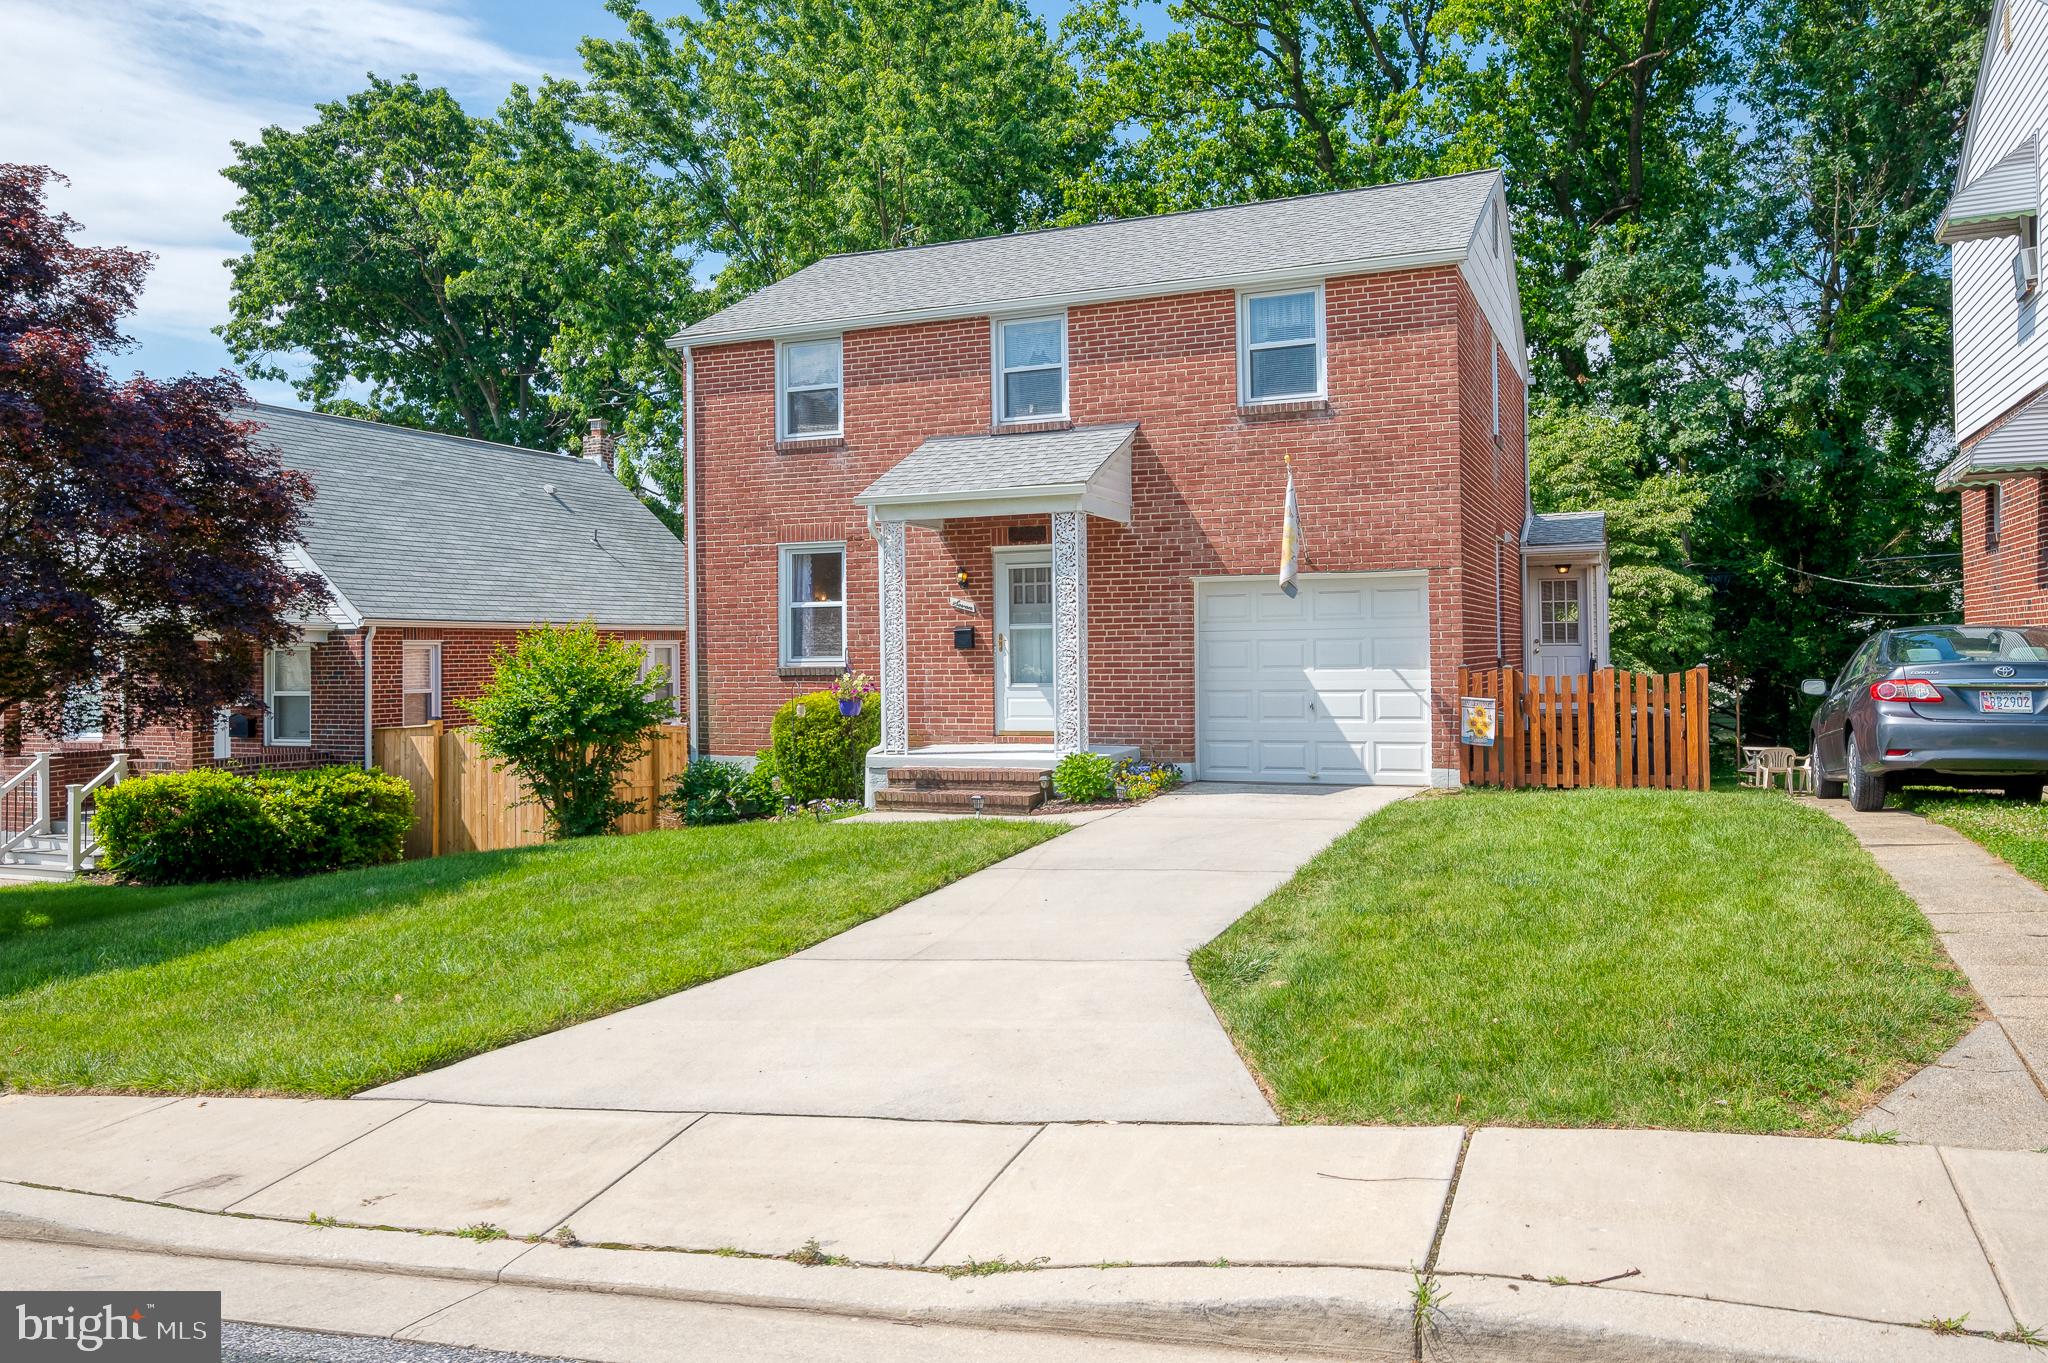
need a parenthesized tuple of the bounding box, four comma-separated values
(372, 723, 692, 859)
(1457, 666, 1710, 791)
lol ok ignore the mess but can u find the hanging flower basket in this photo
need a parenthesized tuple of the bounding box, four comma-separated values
(838, 696, 863, 717)
(832, 670, 873, 717)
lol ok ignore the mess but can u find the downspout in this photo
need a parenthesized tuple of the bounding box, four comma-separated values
(360, 625, 377, 769)
(683, 345, 700, 762)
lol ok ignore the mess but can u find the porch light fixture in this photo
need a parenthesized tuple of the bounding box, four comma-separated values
(956, 568, 971, 589)
(1554, 564, 1571, 574)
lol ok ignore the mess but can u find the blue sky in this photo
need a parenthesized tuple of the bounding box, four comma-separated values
(7, 0, 1099, 400)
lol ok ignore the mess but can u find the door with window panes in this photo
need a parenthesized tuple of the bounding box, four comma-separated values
(995, 553, 1056, 731)
(1531, 570, 1589, 678)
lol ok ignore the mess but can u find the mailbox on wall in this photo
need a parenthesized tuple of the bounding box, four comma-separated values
(953, 626, 976, 650)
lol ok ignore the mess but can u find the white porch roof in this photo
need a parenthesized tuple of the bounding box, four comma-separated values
(855, 423, 1136, 525)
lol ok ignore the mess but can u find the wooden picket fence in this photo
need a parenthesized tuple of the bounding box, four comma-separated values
(372, 722, 691, 859)
(1457, 666, 1710, 791)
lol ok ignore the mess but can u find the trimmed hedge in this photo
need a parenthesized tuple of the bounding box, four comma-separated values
(770, 691, 879, 803)
(95, 765, 414, 885)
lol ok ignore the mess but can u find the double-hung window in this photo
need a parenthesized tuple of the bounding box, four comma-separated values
(780, 543, 847, 667)
(1239, 286, 1324, 403)
(778, 337, 843, 440)
(994, 315, 1067, 423)
(640, 641, 682, 722)
(401, 641, 441, 725)
(60, 677, 105, 742)
(266, 644, 312, 745)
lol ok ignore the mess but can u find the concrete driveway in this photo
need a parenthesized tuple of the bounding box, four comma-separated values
(366, 783, 1411, 1124)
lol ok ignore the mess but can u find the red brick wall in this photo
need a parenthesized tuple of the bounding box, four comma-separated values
(1961, 475, 2048, 624)
(690, 265, 1525, 771)
(4, 625, 687, 778)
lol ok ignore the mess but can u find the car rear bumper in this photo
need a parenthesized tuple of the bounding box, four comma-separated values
(1869, 712, 2048, 774)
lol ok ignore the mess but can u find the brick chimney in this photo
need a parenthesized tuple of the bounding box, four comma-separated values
(583, 418, 616, 473)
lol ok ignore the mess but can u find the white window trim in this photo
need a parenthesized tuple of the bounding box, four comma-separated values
(61, 678, 105, 743)
(991, 312, 1069, 425)
(776, 335, 845, 442)
(265, 644, 313, 747)
(639, 640, 684, 724)
(779, 541, 849, 668)
(1236, 283, 1327, 406)
(402, 640, 442, 724)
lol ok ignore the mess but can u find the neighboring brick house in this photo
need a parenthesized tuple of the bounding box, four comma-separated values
(1935, 0, 2048, 618)
(668, 170, 1605, 806)
(5, 404, 688, 782)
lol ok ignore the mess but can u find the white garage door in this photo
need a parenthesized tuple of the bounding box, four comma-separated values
(1195, 573, 1432, 785)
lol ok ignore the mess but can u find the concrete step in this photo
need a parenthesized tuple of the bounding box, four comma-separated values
(888, 766, 1051, 791)
(873, 785, 1044, 814)
(0, 858, 79, 881)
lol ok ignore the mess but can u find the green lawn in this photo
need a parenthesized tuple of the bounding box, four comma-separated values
(0, 818, 1059, 1096)
(1897, 789, 2048, 889)
(1194, 787, 1973, 1132)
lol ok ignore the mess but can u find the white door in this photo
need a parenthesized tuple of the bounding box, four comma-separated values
(996, 554, 1056, 732)
(1196, 573, 1432, 785)
(1531, 570, 1589, 678)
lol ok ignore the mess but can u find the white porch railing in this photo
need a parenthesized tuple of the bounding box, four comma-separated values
(0, 752, 52, 857)
(66, 752, 129, 871)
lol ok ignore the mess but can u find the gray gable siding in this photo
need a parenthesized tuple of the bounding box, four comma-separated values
(248, 405, 686, 628)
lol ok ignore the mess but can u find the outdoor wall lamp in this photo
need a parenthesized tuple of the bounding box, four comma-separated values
(956, 568, 971, 589)
(1555, 564, 1571, 574)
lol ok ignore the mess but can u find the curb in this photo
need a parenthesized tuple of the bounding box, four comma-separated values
(0, 1183, 2033, 1361)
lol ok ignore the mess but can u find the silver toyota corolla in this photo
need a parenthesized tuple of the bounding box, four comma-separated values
(1806, 624, 2048, 812)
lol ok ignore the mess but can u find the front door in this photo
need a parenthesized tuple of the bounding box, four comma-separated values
(996, 554, 1056, 732)
(1532, 570, 1589, 678)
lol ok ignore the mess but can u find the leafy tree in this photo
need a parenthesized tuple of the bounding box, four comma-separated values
(1530, 404, 1713, 672)
(578, 0, 1094, 300)
(460, 623, 676, 839)
(220, 77, 696, 456)
(0, 164, 323, 734)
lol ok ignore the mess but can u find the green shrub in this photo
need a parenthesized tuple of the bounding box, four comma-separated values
(252, 766, 414, 873)
(460, 622, 676, 838)
(668, 757, 778, 826)
(95, 769, 272, 884)
(1052, 752, 1115, 803)
(771, 691, 879, 803)
(94, 765, 412, 884)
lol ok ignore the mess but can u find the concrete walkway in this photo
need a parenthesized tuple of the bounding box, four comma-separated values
(5, 1094, 2047, 1360)
(367, 783, 1410, 1124)
(1815, 801, 2048, 1151)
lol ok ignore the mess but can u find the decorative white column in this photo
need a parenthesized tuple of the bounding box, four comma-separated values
(1051, 511, 1089, 754)
(874, 517, 909, 755)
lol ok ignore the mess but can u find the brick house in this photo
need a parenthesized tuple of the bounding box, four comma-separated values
(1936, 0, 2048, 617)
(6, 404, 687, 784)
(668, 171, 1606, 807)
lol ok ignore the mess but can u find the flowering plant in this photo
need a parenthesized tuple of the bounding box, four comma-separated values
(832, 670, 874, 703)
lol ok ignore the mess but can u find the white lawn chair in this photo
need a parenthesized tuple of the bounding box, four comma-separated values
(1747, 747, 1798, 791)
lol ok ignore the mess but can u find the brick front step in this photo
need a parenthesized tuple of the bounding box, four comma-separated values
(873, 785, 1044, 814)
(887, 766, 1051, 791)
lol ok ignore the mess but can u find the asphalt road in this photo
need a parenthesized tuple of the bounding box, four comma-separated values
(223, 1323, 580, 1363)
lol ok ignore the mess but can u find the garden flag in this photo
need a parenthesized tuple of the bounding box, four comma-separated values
(1278, 454, 1302, 597)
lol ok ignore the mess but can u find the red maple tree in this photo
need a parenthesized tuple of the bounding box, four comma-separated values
(1, 163, 325, 733)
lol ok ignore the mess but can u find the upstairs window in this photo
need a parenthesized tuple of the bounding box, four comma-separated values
(266, 644, 312, 746)
(1239, 286, 1324, 403)
(402, 641, 441, 725)
(778, 337, 843, 440)
(780, 543, 847, 667)
(995, 315, 1067, 423)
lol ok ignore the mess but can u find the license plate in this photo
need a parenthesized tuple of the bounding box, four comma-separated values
(1981, 690, 2034, 713)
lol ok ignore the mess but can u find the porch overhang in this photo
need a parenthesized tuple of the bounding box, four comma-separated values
(1936, 137, 2040, 245)
(855, 423, 1136, 526)
(1938, 388, 2048, 489)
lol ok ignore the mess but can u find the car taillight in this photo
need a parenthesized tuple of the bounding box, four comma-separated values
(1871, 679, 1943, 702)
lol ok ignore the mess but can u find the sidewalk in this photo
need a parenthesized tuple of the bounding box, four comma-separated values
(3, 1092, 2045, 1359)
(1815, 801, 2048, 1150)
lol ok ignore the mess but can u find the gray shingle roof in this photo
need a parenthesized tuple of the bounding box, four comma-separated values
(247, 404, 686, 628)
(856, 424, 1138, 507)
(674, 172, 1502, 346)
(1525, 510, 1608, 548)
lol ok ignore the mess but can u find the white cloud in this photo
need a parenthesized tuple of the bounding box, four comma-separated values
(0, 0, 546, 371)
